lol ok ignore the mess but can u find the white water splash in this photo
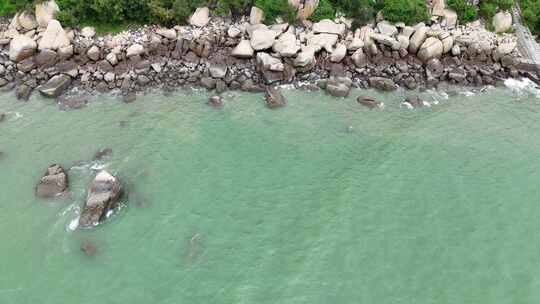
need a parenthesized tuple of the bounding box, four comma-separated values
(400, 102, 414, 110)
(68, 217, 79, 231)
(504, 78, 540, 97)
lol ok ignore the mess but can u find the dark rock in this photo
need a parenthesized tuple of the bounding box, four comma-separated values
(35, 49, 57, 67)
(17, 58, 36, 73)
(79, 171, 123, 228)
(16, 84, 33, 101)
(36, 164, 69, 198)
(357, 96, 382, 109)
(123, 92, 137, 103)
(58, 95, 88, 110)
(0, 112, 5, 122)
(369, 77, 398, 91)
(136, 75, 150, 86)
(39, 74, 71, 98)
(265, 87, 286, 109)
(326, 76, 352, 97)
(208, 95, 223, 107)
(94, 148, 113, 161)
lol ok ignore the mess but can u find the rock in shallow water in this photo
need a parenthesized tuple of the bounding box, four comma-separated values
(79, 171, 123, 228)
(36, 164, 69, 198)
(39, 74, 71, 98)
(357, 96, 382, 109)
(264, 87, 286, 109)
(208, 96, 223, 107)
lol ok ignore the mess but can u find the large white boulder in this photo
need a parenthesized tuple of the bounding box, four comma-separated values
(377, 21, 398, 36)
(38, 20, 70, 50)
(250, 7, 265, 24)
(409, 25, 428, 54)
(35, 0, 60, 28)
(417, 37, 443, 61)
(256, 53, 284, 71)
(156, 28, 177, 40)
(190, 7, 210, 27)
(493, 11, 512, 33)
(307, 33, 338, 52)
(250, 29, 277, 51)
(232, 40, 254, 58)
(18, 12, 38, 30)
(9, 35, 37, 62)
(273, 32, 300, 57)
(313, 19, 346, 36)
(126, 44, 144, 57)
(80, 26, 96, 39)
(330, 43, 347, 62)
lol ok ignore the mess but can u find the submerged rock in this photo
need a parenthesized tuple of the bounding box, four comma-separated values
(208, 96, 223, 107)
(357, 96, 382, 109)
(58, 95, 88, 110)
(16, 84, 33, 101)
(94, 148, 113, 161)
(79, 171, 123, 228)
(80, 241, 97, 257)
(122, 92, 137, 103)
(0, 112, 5, 122)
(264, 87, 286, 109)
(36, 164, 69, 198)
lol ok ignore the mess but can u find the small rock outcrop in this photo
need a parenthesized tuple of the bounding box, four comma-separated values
(265, 87, 286, 108)
(39, 74, 71, 98)
(369, 77, 398, 91)
(357, 96, 382, 109)
(79, 171, 123, 228)
(36, 164, 68, 198)
(493, 11, 512, 33)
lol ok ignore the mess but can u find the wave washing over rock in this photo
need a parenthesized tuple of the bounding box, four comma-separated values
(1, 0, 538, 108)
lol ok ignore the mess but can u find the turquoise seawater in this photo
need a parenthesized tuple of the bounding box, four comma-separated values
(1, 83, 540, 303)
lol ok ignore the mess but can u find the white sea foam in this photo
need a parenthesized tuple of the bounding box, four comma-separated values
(68, 217, 79, 231)
(400, 102, 414, 110)
(504, 78, 540, 97)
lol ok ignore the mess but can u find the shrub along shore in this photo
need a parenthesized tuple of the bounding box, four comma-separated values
(0, 0, 538, 109)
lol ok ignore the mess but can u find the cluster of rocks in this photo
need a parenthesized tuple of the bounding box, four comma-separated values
(35, 162, 124, 229)
(0, 0, 536, 106)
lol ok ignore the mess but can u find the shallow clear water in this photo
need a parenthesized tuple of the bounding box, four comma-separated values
(1, 83, 540, 303)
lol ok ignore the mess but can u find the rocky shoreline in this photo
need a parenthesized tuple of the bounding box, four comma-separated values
(2, 3, 538, 108)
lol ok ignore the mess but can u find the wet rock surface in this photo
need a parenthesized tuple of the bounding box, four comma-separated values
(264, 87, 286, 109)
(36, 164, 68, 198)
(79, 171, 123, 228)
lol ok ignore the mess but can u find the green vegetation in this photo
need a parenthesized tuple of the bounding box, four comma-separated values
(254, 0, 297, 24)
(382, 0, 429, 25)
(447, 0, 478, 23)
(479, 0, 514, 26)
(522, 0, 540, 36)
(310, 0, 335, 22)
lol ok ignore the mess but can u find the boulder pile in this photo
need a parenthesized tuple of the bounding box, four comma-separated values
(0, 1, 533, 102)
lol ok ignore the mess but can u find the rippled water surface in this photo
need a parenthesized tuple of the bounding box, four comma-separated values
(1, 83, 540, 303)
